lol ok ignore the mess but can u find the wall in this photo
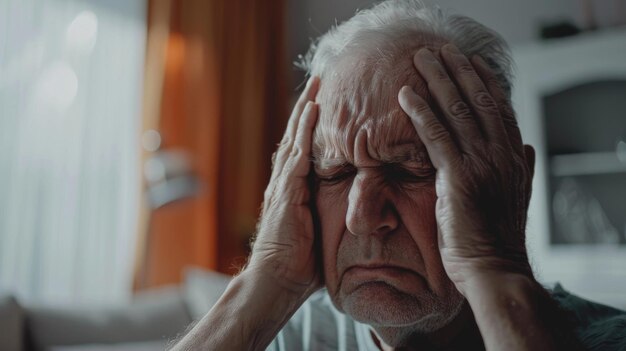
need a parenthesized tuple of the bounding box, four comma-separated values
(287, 0, 621, 85)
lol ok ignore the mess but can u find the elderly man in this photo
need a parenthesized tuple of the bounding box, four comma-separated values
(171, 1, 626, 350)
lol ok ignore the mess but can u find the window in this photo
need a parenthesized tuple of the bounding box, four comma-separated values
(0, 0, 146, 305)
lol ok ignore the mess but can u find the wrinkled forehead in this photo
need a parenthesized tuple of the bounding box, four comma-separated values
(312, 51, 429, 164)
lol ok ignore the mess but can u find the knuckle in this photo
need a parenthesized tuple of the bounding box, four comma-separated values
(487, 77, 503, 91)
(289, 145, 303, 159)
(501, 106, 518, 126)
(472, 92, 498, 113)
(424, 118, 450, 142)
(279, 137, 291, 147)
(456, 63, 475, 74)
(499, 101, 516, 118)
(276, 142, 291, 157)
(408, 100, 432, 117)
(448, 100, 472, 120)
(433, 68, 449, 81)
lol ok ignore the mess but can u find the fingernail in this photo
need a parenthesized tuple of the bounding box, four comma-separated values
(472, 55, 487, 67)
(417, 48, 436, 62)
(305, 101, 315, 111)
(401, 85, 417, 97)
(445, 43, 462, 55)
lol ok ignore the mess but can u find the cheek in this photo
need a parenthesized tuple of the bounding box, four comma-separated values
(400, 186, 437, 241)
(315, 185, 348, 288)
(399, 186, 453, 291)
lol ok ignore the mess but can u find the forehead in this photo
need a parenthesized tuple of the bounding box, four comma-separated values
(312, 53, 428, 164)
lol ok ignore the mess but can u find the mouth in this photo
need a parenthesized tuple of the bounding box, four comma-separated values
(341, 264, 426, 294)
(346, 264, 415, 279)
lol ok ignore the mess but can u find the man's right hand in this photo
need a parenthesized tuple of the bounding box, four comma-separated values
(168, 78, 322, 351)
(246, 76, 322, 298)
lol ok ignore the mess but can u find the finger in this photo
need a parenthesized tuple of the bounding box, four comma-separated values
(274, 76, 321, 178)
(471, 55, 524, 157)
(290, 101, 319, 178)
(440, 44, 510, 151)
(283, 76, 321, 145)
(265, 101, 317, 210)
(399, 85, 460, 170)
(413, 48, 485, 154)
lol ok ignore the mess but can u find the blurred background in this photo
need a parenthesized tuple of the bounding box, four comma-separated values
(0, 0, 625, 350)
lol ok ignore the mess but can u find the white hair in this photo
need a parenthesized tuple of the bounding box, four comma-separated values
(298, 0, 513, 98)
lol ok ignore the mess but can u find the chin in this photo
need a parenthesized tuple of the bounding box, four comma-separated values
(335, 281, 465, 343)
(371, 301, 465, 347)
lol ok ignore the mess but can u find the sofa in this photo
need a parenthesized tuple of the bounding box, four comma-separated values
(0, 268, 231, 351)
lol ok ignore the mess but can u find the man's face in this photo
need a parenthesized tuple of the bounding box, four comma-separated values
(313, 55, 464, 332)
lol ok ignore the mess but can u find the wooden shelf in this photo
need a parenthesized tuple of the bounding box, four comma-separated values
(511, 27, 626, 308)
(550, 151, 626, 177)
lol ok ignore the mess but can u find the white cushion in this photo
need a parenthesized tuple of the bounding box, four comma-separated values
(27, 286, 190, 351)
(48, 340, 166, 351)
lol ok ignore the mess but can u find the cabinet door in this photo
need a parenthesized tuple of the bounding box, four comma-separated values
(512, 28, 626, 309)
(543, 81, 626, 245)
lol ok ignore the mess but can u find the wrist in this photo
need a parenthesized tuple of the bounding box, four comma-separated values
(463, 271, 537, 297)
(245, 253, 320, 298)
(237, 266, 316, 307)
(447, 254, 533, 296)
(460, 272, 562, 351)
(201, 268, 311, 350)
(461, 271, 544, 316)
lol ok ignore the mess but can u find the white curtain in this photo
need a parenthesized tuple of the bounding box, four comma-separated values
(0, 0, 146, 306)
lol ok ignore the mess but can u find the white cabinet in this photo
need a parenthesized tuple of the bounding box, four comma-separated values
(512, 28, 626, 308)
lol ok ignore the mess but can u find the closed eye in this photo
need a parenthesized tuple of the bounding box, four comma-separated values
(384, 164, 436, 184)
(316, 166, 356, 185)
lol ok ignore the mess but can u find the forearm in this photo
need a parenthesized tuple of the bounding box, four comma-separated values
(464, 273, 580, 351)
(169, 269, 308, 351)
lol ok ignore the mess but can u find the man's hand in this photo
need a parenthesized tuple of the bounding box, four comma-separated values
(247, 76, 322, 297)
(398, 44, 535, 294)
(169, 78, 321, 351)
(397, 44, 581, 351)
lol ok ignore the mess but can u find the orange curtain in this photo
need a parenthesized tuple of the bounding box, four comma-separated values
(136, 0, 289, 288)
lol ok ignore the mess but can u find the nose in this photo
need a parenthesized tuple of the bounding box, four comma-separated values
(345, 173, 399, 236)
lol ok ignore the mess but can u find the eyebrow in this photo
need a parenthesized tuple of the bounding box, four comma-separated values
(313, 144, 431, 169)
(313, 157, 349, 169)
(378, 144, 428, 164)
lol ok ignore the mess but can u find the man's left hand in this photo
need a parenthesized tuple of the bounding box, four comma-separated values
(398, 43, 536, 295)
